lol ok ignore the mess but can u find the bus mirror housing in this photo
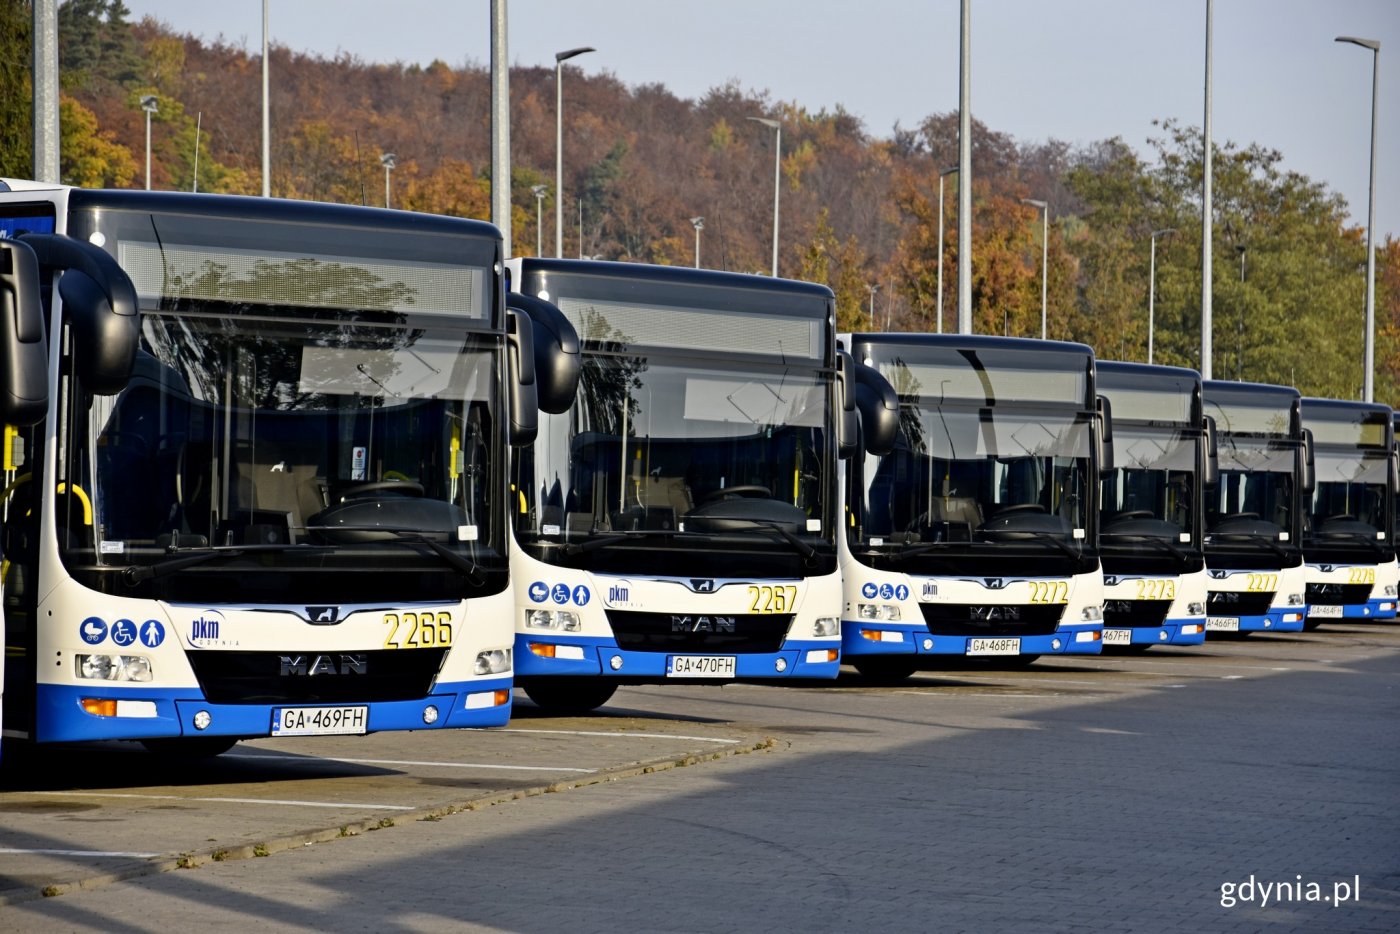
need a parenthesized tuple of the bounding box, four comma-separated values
(1391, 445, 1399, 496)
(1202, 415, 1220, 488)
(835, 352, 858, 459)
(507, 292, 581, 415)
(18, 233, 139, 396)
(1096, 394, 1114, 476)
(854, 359, 898, 457)
(1300, 428, 1316, 495)
(0, 239, 48, 426)
(506, 308, 539, 447)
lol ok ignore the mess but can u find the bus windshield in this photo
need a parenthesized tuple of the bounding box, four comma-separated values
(856, 404, 1093, 548)
(1100, 425, 1198, 540)
(517, 356, 831, 555)
(1307, 446, 1389, 537)
(1206, 438, 1296, 538)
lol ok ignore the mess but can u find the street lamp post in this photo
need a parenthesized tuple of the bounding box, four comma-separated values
(1148, 228, 1176, 365)
(532, 185, 548, 256)
(937, 166, 958, 334)
(1337, 35, 1381, 402)
(555, 46, 595, 258)
(747, 116, 782, 277)
(140, 95, 158, 190)
(380, 152, 396, 209)
(1236, 243, 1246, 380)
(867, 283, 880, 330)
(261, 0, 270, 197)
(1022, 198, 1049, 339)
(690, 216, 704, 268)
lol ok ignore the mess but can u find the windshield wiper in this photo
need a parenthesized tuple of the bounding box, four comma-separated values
(562, 529, 683, 556)
(301, 525, 488, 585)
(1100, 532, 1193, 568)
(981, 529, 1083, 559)
(122, 543, 328, 584)
(1306, 529, 1386, 555)
(1207, 531, 1291, 559)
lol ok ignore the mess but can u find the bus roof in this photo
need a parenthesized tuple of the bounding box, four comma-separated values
(514, 257, 835, 302)
(847, 332, 1094, 358)
(1096, 360, 1201, 386)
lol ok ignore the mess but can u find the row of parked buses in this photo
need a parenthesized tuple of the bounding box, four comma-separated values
(1, 182, 1394, 757)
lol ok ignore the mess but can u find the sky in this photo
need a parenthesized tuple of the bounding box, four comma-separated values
(122, 0, 1399, 239)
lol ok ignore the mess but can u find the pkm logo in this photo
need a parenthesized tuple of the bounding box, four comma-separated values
(609, 583, 630, 603)
(192, 616, 219, 641)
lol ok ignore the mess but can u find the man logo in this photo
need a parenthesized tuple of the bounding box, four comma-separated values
(671, 615, 736, 633)
(970, 606, 1020, 621)
(306, 606, 340, 624)
(279, 654, 368, 676)
(689, 579, 716, 593)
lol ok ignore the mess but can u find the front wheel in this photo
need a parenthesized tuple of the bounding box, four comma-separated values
(520, 678, 619, 714)
(140, 737, 239, 759)
(850, 656, 920, 682)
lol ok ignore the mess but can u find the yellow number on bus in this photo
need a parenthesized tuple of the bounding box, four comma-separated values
(1029, 581, 1069, 604)
(1134, 579, 1178, 601)
(383, 611, 454, 648)
(747, 585, 797, 613)
(1245, 573, 1279, 593)
(1348, 567, 1376, 586)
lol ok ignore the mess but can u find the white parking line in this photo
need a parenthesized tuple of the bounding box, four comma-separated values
(31, 791, 414, 811)
(228, 753, 594, 773)
(0, 847, 160, 858)
(499, 728, 740, 744)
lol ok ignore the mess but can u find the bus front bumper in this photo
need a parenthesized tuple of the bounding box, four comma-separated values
(513, 634, 840, 680)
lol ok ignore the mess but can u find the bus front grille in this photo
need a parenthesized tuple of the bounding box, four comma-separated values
(1103, 599, 1173, 628)
(186, 648, 448, 705)
(1206, 591, 1275, 617)
(1305, 583, 1372, 606)
(918, 603, 1064, 637)
(603, 611, 791, 653)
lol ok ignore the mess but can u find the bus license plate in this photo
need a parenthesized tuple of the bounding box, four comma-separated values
(1310, 605, 1343, 618)
(665, 655, 737, 678)
(966, 638, 1020, 656)
(1206, 617, 1240, 631)
(1101, 629, 1133, 646)
(272, 705, 369, 736)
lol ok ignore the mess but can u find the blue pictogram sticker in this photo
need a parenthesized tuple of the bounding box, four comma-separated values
(80, 617, 107, 645)
(878, 582, 895, 600)
(110, 619, 137, 647)
(528, 581, 549, 603)
(572, 584, 591, 606)
(140, 620, 166, 648)
(894, 584, 910, 601)
(861, 582, 878, 599)
(551, 583, 571, 605)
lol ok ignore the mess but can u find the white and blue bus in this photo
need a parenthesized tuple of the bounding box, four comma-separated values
(839, 334, 1107, 678)
(1202, 381, 1311, 637)
(1300, 398, 1397, 627)
(507, 258, 886, 712)
(1096, 361, 1214, 649)
(0, 181, 566, 755)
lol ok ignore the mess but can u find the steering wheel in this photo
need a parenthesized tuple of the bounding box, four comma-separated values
(101, 430, 150, 456)
(698, 484, 772, 505)
(339, 480, 426, 502)
(1322, 514, 1354, 523)
(1112, 510, 1154, 520)
(992, 503, 1046, 517)
(1220, 511, 1259, 521)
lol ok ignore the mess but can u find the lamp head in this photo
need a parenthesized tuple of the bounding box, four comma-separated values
(140, 95, 159, 113)
(556, 46, 596, 64)
(747, 116, 781, 130)
(380, 153, 397, 170)
(1336, 36, 1380, 52)
(690, 216, 704, 230)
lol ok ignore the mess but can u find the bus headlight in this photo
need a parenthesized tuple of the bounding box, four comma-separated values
(1080, 605, 1104, 622)
(76, 655, 153, 682)
(1286, 593, 1305, 606)
(474, 648, 512, 675)
(857, 604, 901, 621)
(525, 609, 581, 631)
(1385, 585, 1398, 597)
(813, 617, 839, 637)
(1187, 602, 1206, 616)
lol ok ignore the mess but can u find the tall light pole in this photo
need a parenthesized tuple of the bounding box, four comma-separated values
(532, 185, 549, 256)
(140, 95, 158, 190)
(690, 216, 704, 268)
(261, 0, 270, 197)
(1022, 198, 1049, 339)
(555, 46, 595, 258)
(380, 152, 396, 208)
(1201, 0, 1214, 379)
(1337, 35, 1381, 402)
(957, 0, 973, 334)
(32, 0, 59, 183)
(490, 0, 510, 254)
(937, 166, 958, 334)
(867, 283, 880, 330)
(1236, 243, 1246, 379)
(1148, 228, 1176, 365)
(747, 116, 782, 277)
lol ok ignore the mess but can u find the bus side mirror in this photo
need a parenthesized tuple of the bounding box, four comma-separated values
(506, 308, 538, 447)
(1391, 445, 1399, 496)
(854, 359, 898, 457)
(1203, 415, 1219, 488)
(835, 352, 858, 460)
(1096, 394, 1114, 477)
(18, 233, 139, 396)
(0, 239, 48, 426)
(1300, 427, 1316, 495)
(508, 292, 580, 415)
